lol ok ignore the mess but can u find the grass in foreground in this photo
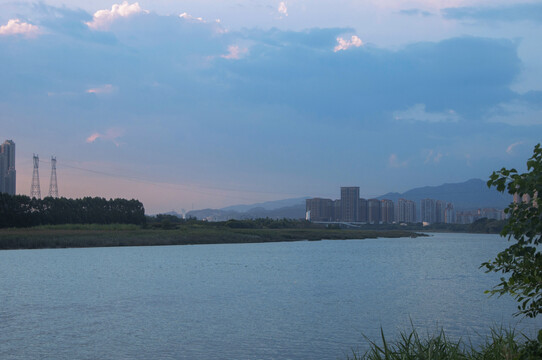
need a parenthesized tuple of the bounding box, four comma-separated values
(348, 327, 542, 360)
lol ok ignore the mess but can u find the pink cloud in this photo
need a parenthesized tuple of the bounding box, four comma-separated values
(86, 84, 115, 94)
(0, 19, 40, 37)
(221, 45, 248, 60)
(506, 141, 524, 154)
(389, 153, 408, 168)
(86, 2, 148, 30)
(86, 128, 125, 147)
(334, 35, 363, 52)
(278, 2, 288, 17)
(179, 12, 205, 22)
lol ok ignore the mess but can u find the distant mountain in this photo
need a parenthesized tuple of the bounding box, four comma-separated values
(221, 197, 309, 212)
(377, 178, 512, 210)
(162, 211, 183, 218)
(186, 203, 306, 221)
(185, 178, 512, 221)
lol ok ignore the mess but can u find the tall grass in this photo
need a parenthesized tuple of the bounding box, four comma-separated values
(347, 326, 541, 360)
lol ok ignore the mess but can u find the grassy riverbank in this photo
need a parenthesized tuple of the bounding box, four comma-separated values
(349, 326, 542, 360)
(0, 223, 424, 250)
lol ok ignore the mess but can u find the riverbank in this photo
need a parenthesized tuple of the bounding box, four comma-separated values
(0, 224, 425, 250)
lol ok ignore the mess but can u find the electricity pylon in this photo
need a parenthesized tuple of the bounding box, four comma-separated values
(31, 154, 41, 199)
(48, 156, 58, 198)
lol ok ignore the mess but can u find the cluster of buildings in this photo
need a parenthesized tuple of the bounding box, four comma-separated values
(0, 140, 16, 195)
(306, 186, 506, 225)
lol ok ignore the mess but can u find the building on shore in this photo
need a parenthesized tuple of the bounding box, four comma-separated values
(380, 199, 394, 224)
(396, 198, 416, 223)
(0, 140, 16, 195)
(340, 187, 359, 222)
(306, 187, 491, 225)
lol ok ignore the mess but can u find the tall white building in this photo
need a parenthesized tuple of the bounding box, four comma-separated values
(0, 140, 16, 195)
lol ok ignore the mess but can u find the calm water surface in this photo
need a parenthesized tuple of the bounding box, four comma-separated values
(1, 233, 540, 359)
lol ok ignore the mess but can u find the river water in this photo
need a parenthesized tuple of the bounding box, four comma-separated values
(1, 233, 540, 359)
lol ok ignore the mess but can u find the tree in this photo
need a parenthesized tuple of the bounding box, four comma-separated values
(484, 143, 542, 318)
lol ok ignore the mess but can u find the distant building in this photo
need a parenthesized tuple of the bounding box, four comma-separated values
(420, 198, 435, 223)
(396, 198, 416, 223)
(444, 203, 455, 224)
(367, 199, 381, 224)
(380, 199, 394, 224)
(358, 198, 368, 223)
(0, 140, 16, 195)
(341, 187, 359, 222)
(305, 198, 334, 221)
(435, 200, 446, 223)
(333, 200, 342, 221)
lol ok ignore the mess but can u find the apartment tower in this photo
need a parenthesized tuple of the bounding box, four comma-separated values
(0, 140, 16, 195)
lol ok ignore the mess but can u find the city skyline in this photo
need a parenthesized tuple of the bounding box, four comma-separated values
(1, 0, 541, 213)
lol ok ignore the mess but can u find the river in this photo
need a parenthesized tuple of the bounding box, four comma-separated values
(1, 233, 540, 359)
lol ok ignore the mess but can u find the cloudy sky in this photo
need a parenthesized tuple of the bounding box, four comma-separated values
(1, 0, 541, 213)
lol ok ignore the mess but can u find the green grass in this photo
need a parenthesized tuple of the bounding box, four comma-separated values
(0, 224, 425, 250)
(347, 326, 542, 360)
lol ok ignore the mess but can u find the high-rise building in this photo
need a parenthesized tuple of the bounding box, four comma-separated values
(396, 198, 416, 223)
(333, 200, 342, 221)
(306, 198, 334, 221)
(420, 198, 435, 223)
(358, 198, 368, 223)
(380, 199, 394, 224)
(340, 187, 359, 222)
(435, 200, 446, 223)
(367, 199, 381, 224)
(0, 140, 16, 195)
(445, 203, 456, 224)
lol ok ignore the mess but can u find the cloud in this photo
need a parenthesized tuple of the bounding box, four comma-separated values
(424, 149, 444, 164)
(221, 45, 248, 60)
(86, 2, 148, 30)
(487, 100, 542, 126)
(443, 3, 542, 23)
(333, 35, 363, 52)
(86, 128, 125, 146)
(0, 19, 40, 37)
(399, 9, 433, 17)
(179, 12, 205, 23)
(393, 104, 460, 122)
(86, 84, 116, 94)
(388, 154, 408, 168)
(506, 141, 524, 154)
(278, 2, 288, 17)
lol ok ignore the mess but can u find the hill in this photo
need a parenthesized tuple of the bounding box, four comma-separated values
(377, 178, 512, 210)
(185, 178, 512, 220)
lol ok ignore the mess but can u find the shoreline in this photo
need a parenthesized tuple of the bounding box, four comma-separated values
(0, 226, 426, 251)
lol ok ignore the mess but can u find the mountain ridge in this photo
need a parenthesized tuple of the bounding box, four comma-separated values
(185, 178, 512, 220)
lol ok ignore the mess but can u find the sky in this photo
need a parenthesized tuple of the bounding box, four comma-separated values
(1, 0, 541, 214)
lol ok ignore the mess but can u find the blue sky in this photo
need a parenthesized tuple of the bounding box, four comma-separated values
(1, 0, 541, 213)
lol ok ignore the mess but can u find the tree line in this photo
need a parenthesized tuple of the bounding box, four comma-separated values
(0, 193, 146, 228)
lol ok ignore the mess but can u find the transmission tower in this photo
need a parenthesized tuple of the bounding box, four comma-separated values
(31, 154, 41, 199)
(48, 156, 58, 198)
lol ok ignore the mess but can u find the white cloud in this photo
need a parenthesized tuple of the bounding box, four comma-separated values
(388, 153, 408, 168)
(86, 128, 125, 147)
(0, 19, 40, 37)
(86, 84, 116, 94)
(487, 100, 542, 126)
(393, 104, 460, 122)
(278, 2, 288, 17)
(506, 141, 524, 154)
(424, 149, 444, 164)
(179, 12, 205, 23)
(334, 35, 363, 52)
(86, 2, 148, 30)
(221, 45, 247, 60)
